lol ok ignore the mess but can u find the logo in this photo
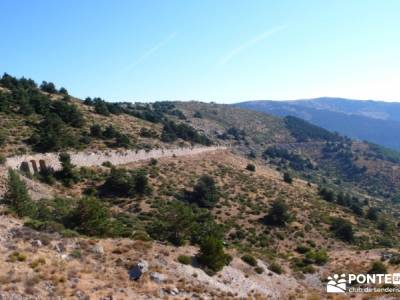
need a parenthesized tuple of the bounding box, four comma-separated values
(327, 274, 346, 293)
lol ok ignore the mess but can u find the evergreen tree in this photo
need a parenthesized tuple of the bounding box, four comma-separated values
(263, 199, 291, 227)
(57, 153, 80, 186)
(188, 175, 219, 208)
(197, 236, 231, 274)
(70, 197, 109, 236)
(3, 170, 36, 217)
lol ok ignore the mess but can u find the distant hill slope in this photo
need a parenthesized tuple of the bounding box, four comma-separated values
(235, 98, 400, 150)
(176, 101, 400, 201)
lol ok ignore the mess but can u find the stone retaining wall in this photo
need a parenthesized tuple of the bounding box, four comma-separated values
(5, 146, 226, 173)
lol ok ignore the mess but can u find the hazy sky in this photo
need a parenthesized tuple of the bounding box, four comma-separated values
(1, 0, 399, 103)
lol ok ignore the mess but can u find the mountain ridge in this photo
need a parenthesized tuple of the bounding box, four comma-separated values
(235, 97, 400, 150)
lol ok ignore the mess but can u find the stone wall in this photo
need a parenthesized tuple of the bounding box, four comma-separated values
(5, 146, 226, 173)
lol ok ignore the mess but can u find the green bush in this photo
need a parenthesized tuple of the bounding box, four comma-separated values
(330, 218, 354, 242)
(283, 172, 293, 184)
(241, 254, 257, 266)
(254, 266, 264, 274)
(366, 207, 379, 221)
(186, 175, 219, 208)
(269, 262, 283, 274)
(147, 201, 222, 246)
(2, 170, 37, 217)
(72, 197, 110, 236)
(263, 200, 291, 227)
(177, 255, 191, 265)
(246, 164, 256, 172)
(305, 250, 329, 265)
(101, 168, 150, 197)
(56, 153, 80, 187)
(368, 261, 387, 274)
(197, 236, 232, 274)
(296, 245, 310, 254)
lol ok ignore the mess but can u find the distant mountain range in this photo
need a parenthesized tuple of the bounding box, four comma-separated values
(235, 97, 400, 150)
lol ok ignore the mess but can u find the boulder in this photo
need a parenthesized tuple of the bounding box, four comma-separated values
(91, 244, 104, 254)
(129, 260, 149, 281)
(137, 259, 149, 273)
(150, 272, 167, 284)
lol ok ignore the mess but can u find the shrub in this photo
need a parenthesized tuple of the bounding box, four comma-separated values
(193, 111, 202, 118)
(177, 255, 191, 265)
(263, 200, 291, 227)
(161, 120, 211, 145)
(69, 197, 110, 236)
(90, 124, 103, 138)
(368, 261, 387, 274)
(102, 161, 113, 168)
(40, 81, 57, 93)
(366, 207, 379, 221)
(305, 250, 329, 265)
(32, 114, 79, 152)
(330, 218, 354, 242)
(101, 168, 150, 197)
(283, 172, 293, 184)
(2, 170, 36, 217)
(186, 175, 219, 208)
(53, 101, 84, 127)
(254, 266, 264, 274)
(269, 262, 283, 274)
(246, 164, 256, 172)
(296, 245, 310, 254)
(93, 98, 110, 116)
(0, 154, 5, 165)
(241, 254, 257, 266)
(197, 236, 232, 274)
(9, 251, 27, 262)
(318, 187, 335, 202)
(56, 153, 80, 187)
(59, 87, 68, 95)
(147, 201, 222, 246)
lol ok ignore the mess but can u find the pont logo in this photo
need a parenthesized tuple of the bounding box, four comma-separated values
(327, 274, 347, 293)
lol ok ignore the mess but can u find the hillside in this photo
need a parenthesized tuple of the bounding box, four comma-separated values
(235, 98, 400, 150)
(176, 101, 400, 201)
(1, 74, 400, 299)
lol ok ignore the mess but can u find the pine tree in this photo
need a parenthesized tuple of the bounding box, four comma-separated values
(3, 170, 36, 217)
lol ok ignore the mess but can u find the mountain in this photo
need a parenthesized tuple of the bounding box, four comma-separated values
(1, 74, 400, 299)
(235, 97, 400, 150)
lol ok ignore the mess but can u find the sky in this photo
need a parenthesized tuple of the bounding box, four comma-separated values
(1, 0, 400, 103)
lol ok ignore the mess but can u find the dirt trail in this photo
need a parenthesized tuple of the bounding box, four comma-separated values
(5, 146, 226, 172)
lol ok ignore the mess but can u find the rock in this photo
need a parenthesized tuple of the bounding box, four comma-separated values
(150, 272, 167, 284)
(129, 265, 143, 281)
(129, 260, 149, 281)
(75, 290, 90, 300)
(32, 240, 42, 247)
(170, 287, 179, 295)
(137, 259, 149, 273)
(54, 242, 66, 253)
(91, 244, 104, 254)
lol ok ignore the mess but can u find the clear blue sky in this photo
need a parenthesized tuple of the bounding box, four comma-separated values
(1, 0, 399, 103)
